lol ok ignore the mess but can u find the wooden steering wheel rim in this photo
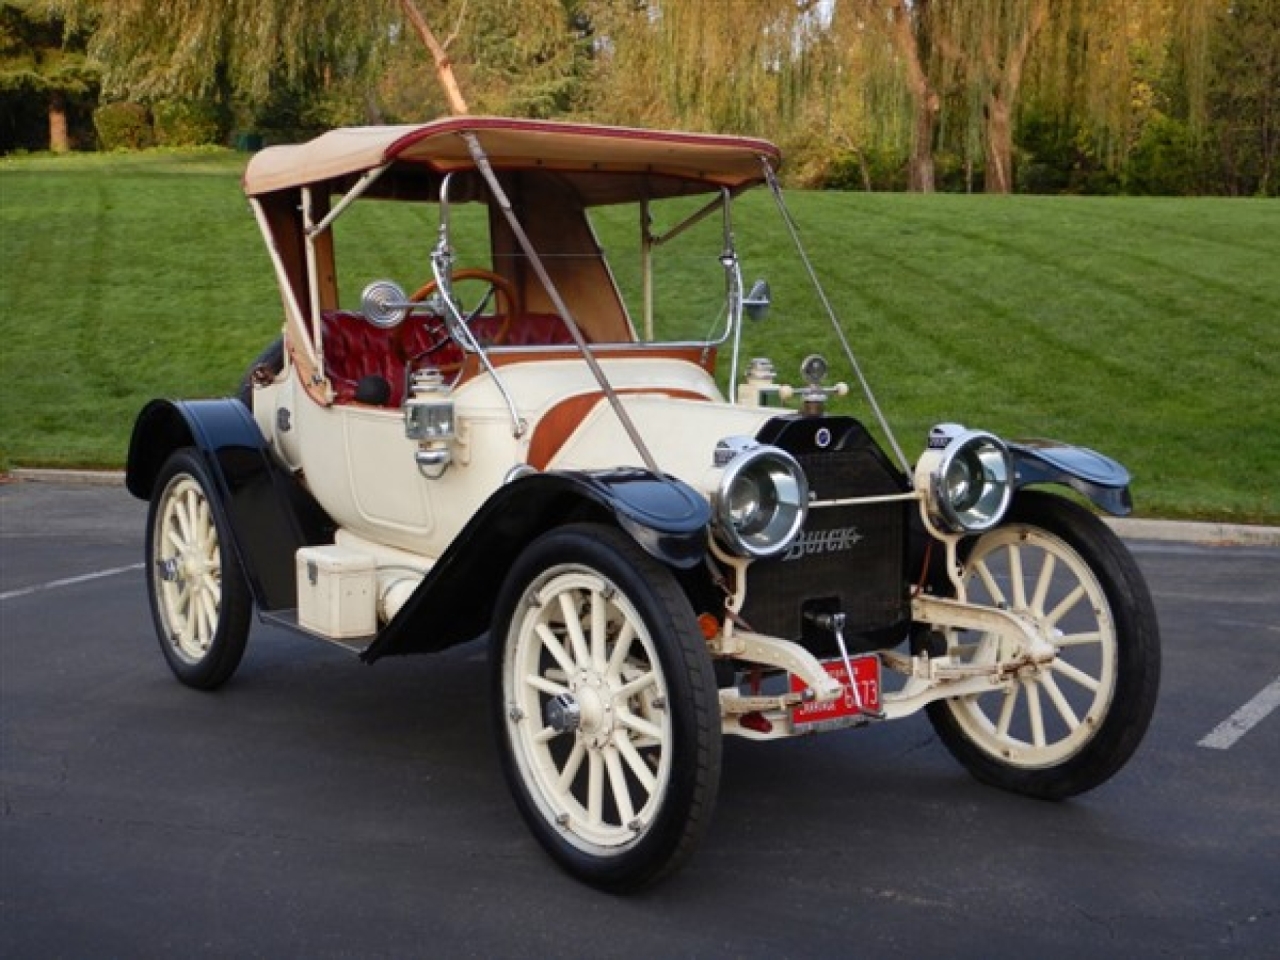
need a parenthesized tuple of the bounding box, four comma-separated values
(409, 268, 517, 345)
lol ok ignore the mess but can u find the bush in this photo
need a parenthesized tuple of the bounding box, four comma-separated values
(152, 99, 225, 147)
(93, 102, 153, 150)
(1125, 114, 1210, 196)
(819, 147, 908, 192)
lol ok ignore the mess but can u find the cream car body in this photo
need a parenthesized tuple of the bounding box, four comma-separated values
(127, 116, 1161, 892)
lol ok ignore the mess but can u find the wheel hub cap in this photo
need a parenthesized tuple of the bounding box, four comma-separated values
(544, 693, 582, 734)
(574, 673, 616, 748)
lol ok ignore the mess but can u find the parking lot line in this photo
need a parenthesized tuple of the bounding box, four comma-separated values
(1198, 675, 1280, 750)
(0, 563, 144, 602)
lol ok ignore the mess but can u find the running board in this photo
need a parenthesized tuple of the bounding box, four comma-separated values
(258, 608, 374, 656)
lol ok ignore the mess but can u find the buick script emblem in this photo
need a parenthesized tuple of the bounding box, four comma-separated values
(782, 525, 863, 561)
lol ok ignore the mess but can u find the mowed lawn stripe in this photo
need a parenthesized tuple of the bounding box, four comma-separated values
(1, 151, 1276, 522)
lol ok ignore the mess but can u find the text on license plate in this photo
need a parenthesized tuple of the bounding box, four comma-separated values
(790, 655, 882, 727)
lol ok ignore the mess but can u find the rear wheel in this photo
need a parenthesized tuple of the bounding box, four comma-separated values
(927, 492, 1160, 799)
(491, 524, 721, 891)
(145, 449, 251, 689)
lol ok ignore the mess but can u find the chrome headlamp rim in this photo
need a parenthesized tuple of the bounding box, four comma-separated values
(712, 443, 809, 559)
(928, 429, 1014, 533)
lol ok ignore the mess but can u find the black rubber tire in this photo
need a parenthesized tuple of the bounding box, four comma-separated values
(490, 523, 721, 891)
(145, 448, 252, 690)
(235, 337, 284, 408)
(926, 491, 1160, 799)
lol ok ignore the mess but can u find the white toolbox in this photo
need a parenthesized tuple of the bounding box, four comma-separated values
(296, 546, 376, 639)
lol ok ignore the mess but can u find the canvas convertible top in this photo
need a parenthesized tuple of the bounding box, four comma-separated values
(243, 115, 782, 200)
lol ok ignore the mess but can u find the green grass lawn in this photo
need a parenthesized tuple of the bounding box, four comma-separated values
(2, 149, 1277, 523)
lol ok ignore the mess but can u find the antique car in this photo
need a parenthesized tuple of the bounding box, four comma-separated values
(126, 116, 1160, 891)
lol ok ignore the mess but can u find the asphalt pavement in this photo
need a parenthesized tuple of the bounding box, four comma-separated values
(2, 478, 1277, 959)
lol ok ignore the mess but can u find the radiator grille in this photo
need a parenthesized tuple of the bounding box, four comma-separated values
(738, 421, 911, 654)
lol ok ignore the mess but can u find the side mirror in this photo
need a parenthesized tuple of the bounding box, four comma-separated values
(743, 279, 771, 322)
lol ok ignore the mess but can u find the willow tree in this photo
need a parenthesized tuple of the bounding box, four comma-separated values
(53, 0, 586, 126)
(1020, 1, 1188, 175)
(835, 0, 1215, 192)
(582, 0, 827, 134)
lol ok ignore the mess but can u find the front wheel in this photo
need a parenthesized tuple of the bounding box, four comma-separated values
(927, 492, 1160, 799)
(491, 524, 721, 891)
(145, 448, 251, 689)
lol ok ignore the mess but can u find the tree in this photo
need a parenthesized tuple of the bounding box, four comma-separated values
(885, 0, 946, 192)
(0, 1, 97, 152)
(1205, 0, 1279, 194)
(583, 0, 818, 133)
(395, 0, 468, 114)
(935, 0, 1050, 192)
(54, 0, 587, 132)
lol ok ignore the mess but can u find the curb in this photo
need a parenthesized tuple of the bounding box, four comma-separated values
(6, 468, 1279, 548)
(7, 468, 127, 487)
(1105, 517, 1280, 548)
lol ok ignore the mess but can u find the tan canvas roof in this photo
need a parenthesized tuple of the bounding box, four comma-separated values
(243, 116, 782, 198)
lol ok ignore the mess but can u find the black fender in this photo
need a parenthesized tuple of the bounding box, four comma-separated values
(361, 469, 710, 662)
(125, 398, 333, 610)
(1010, 439, 1133, 516)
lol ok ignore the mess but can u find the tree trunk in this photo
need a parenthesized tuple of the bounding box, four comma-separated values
(889, 0, 937, 193)
(984, 94, 1013, 193)
(49, 92, 70, 154)
(396, 0, 469, 116)
(909, 93, 938, 192)
(979, 0, 1049, 194)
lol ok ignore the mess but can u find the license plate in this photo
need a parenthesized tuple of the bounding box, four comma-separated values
(790, 655, 882, 729)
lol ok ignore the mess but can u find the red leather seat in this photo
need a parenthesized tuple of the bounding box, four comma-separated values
(321, 310, 578, 406)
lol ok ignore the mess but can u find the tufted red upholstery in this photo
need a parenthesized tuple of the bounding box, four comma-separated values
(321, 310, 576, 406)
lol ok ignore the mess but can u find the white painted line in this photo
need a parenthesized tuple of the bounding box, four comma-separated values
(0, 563, 145, 601)
(1198, 676, 1280, 750)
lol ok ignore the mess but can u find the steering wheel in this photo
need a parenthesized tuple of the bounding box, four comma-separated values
(409, 268, 517, 348)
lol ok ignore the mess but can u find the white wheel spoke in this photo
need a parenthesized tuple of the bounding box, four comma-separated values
(590, 590, 608, 672)
(616, 670, 658, 702)
(526, 673, 569, 698)
(557, 739, 586, 792)
(174, 584, 193, 624)
(196, 498, 212, 546)
(558, 592, 592, 668)
(1009, 544, 1027, 611)
(1046, 583, 1087, 631)
(617, 709, 662, 742)
(1039, 672, 1081, 731)
(1025, 680, 1046, 748)
(199, 590, 217, 647)
(587, 749, 604, 826)
(533, 725, 560, 745)
(535, 623, 578, 680)
(606, 621, 635, 680)
(1051, 657, 1101, 693)
(974, 557, 1008, 608)
(996, 685, 1018, 738)
(615, 734, 657, 794)
(603, 746, 635, 826)
(1056, 630, 1102, 649)
(174, 494, 193, 544)
(1030, 551, 1056, 617)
